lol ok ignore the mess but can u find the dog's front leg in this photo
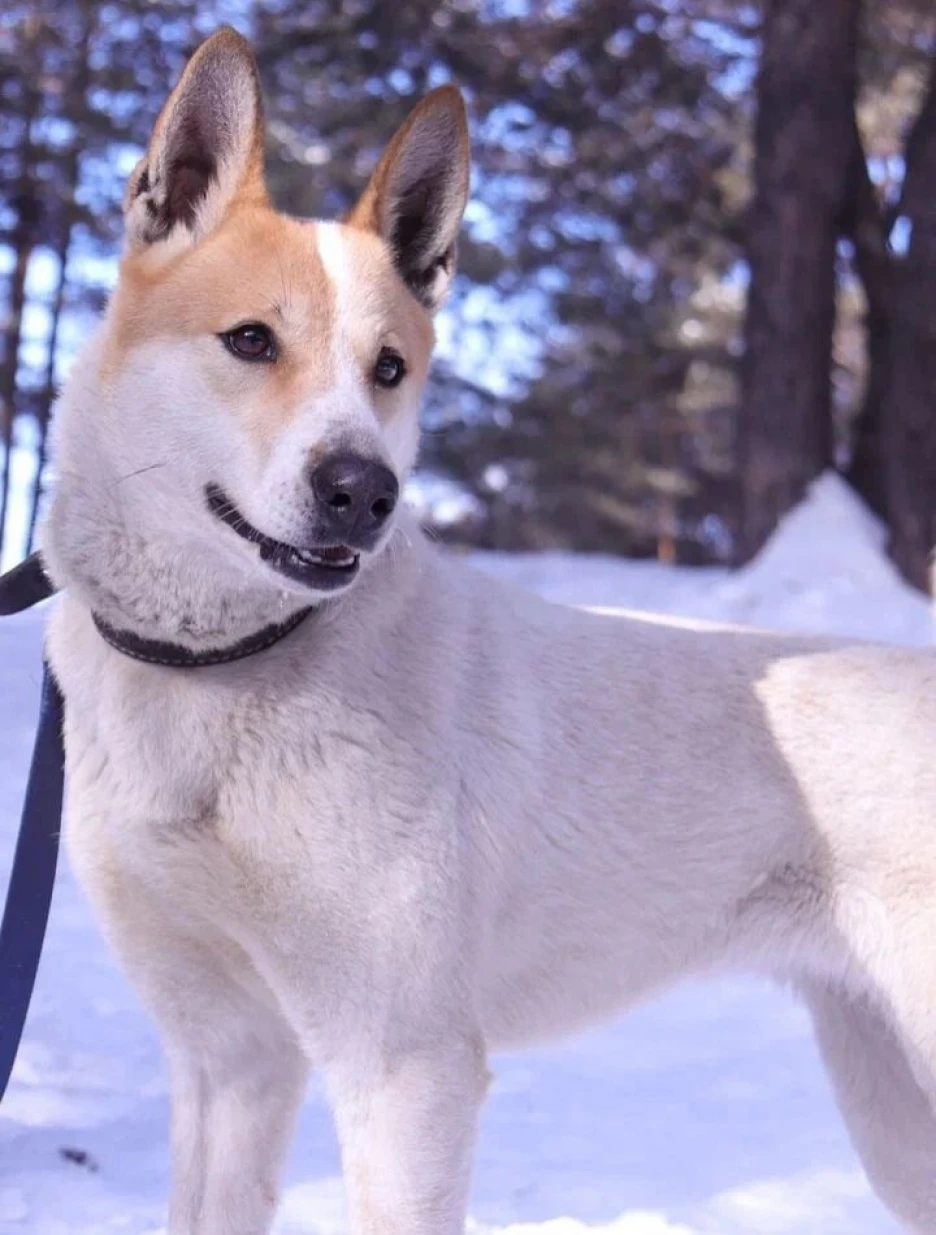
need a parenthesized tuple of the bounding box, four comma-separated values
(166, 1026, 308, 1235)
(327, 1035, 488, 1235)
(75, 872, 309, 1235)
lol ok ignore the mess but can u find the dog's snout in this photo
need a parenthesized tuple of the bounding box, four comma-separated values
(309, 454, 399, 540)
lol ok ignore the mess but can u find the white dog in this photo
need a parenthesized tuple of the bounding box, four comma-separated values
(40, 27, 936, 1235)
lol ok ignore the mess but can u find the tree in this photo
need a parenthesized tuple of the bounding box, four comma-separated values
(0, 9, 46, 549)
(736, 0, 860, 564)
(877, 69, 936, 591)
(845, 0, 936, 592)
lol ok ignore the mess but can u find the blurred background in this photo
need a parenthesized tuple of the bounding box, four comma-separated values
(1, 0, 934, 590)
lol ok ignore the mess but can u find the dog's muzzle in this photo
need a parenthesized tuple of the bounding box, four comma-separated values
(206, 454, 399, 593)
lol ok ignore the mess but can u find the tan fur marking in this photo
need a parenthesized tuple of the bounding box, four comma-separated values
(100, 205, 434, 464)
(103, 205, 337, 458)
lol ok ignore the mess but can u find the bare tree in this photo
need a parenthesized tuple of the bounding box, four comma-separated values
(25, 9, 96, 551)
(0, 13, 44, 553)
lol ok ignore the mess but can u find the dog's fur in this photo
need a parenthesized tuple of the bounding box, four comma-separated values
(41, 28, 936, 1235)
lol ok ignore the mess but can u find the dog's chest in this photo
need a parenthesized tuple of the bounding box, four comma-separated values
(50, 608, 425, 910)
(70, 662, 237, 824)
(59, 656, 381, 963)
(52, 618, 325, 882)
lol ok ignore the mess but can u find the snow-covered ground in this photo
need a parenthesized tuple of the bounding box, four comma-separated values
(0, 473, 932, 1235)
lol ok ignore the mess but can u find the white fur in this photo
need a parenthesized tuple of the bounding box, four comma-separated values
(39, 52, 936, 1235)
(44, 459, 936, 1235)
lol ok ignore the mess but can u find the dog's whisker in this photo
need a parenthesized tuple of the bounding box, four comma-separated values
(110, 462, 169, 488)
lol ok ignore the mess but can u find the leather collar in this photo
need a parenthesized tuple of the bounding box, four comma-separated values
(91, 605, 313, 667)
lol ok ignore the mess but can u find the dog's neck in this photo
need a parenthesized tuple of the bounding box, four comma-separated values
(41, 487, 421, 660)
(43, 507, 319, 656)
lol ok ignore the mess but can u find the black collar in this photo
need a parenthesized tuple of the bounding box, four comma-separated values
(92, 606, 313, 667)
(0, 551, 313, 668)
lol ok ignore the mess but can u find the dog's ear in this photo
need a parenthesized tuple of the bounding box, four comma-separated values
(347, 87, 470, 312)
(124, 28, 266, 253)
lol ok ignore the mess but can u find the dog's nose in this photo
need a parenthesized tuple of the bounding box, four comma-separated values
(309, 454, 399, 540)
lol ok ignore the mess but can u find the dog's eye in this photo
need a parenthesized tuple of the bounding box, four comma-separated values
(374, 348, 406, 389)
(222, 323, 277, 363)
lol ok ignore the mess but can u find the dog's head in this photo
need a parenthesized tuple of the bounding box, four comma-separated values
(44, 29, 469, 634)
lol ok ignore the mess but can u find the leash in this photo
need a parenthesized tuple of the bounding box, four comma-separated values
(0, 552, 61, 1102)
(0, 550, 313, 1101)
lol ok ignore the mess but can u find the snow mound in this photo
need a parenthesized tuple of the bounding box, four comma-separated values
(697, 472, 933, 644)
(472, 472, 933, 647)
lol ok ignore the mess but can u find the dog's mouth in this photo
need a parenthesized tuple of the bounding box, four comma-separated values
(205, 484, 360, 591)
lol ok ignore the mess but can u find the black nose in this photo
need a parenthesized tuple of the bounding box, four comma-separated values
(309, 454, 399, 543)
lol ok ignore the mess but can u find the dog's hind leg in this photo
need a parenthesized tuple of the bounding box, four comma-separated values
(324, 1033, 489, 1235)
(801, 978, 936, 1233)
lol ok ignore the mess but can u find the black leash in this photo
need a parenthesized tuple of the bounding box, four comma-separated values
(0, 550, 55, 618)
(0, 550, 313, 1101)
(0, 552, 61, 1102)
(0, 666, 64, 1099)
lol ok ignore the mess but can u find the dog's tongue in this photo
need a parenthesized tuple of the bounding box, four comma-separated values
(316, 545, 353, 563)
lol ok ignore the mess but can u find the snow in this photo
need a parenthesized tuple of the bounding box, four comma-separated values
(0, 472, 931, 1234)
(471, 473, 934, 647)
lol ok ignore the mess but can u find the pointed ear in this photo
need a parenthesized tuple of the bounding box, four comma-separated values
(124, 28, 266, 252)
(347, 86, 470, 312)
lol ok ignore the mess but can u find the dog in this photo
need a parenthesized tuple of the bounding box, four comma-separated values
(39, 26, 936, 1235)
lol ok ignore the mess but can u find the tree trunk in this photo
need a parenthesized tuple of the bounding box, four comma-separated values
(875, 65, 936, 593)
(0, 17, 43, 559)
(736, 0, 859, 563)
(841, 115, 893, 520)
(26, 233, 72, 554)
(25, 9, 95, 552)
